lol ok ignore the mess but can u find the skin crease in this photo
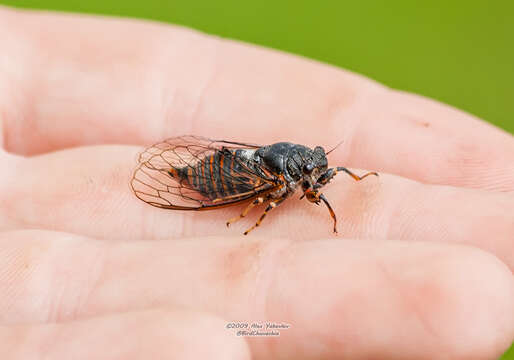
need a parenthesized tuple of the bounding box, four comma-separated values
(0, 6, 513, 360)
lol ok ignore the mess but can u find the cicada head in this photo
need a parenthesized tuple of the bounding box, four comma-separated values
(290, 145, 328, 203)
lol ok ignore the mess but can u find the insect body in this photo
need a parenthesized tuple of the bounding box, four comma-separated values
(131, 135, 378, 234)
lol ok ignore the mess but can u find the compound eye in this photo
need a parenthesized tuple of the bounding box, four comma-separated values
(303, 163, 314, 174)
(314, 146, 325, 154)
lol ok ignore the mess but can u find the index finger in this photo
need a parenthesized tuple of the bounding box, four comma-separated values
(1, 7, 513, 191)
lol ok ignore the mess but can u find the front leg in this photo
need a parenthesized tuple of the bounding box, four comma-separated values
(335, 167, 379, 181)
(316, 167, 378, 188)
(315, 168, 337, 187)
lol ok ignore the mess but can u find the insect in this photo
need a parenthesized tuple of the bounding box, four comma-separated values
(131, 135, 378, 234)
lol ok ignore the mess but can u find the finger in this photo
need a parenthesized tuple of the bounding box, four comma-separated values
(1, 230, 513, 359)
(2, 146, 513, 269)
(1, 309, 250, 360)
(1, 8, 513, 191)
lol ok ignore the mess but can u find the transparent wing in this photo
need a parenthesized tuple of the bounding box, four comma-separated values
(130, 135, 279, 210)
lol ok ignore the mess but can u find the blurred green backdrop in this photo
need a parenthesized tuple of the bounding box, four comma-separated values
(4, 0, 513, 358)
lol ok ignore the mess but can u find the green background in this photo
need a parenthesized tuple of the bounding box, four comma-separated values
(3, 0, 513, 358)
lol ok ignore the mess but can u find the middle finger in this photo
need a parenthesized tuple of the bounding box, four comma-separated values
(1, 145, 513, 269)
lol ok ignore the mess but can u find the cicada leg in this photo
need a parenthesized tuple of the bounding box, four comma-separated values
(226, 197, 264, 227)
(335, 167, 378, 182)
(316, 167, 378, 188)
(319, 193, 338, 234)
(243, 196, 287, 235)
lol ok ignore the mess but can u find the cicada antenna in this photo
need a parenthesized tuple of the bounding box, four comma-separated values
(326, 139, 344, 155)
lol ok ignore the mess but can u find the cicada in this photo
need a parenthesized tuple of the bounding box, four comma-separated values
(131, 135, 378, 234)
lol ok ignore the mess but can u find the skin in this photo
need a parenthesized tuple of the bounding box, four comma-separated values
(0, 6, 513, 360)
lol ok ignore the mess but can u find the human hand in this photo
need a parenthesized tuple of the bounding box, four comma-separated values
(1, 7, 513, 359)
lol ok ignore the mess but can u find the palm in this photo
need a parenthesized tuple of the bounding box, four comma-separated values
(1, 7, 513, 359)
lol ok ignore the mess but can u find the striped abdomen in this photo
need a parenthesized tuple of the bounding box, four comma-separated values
(169, 150, 260, 200)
